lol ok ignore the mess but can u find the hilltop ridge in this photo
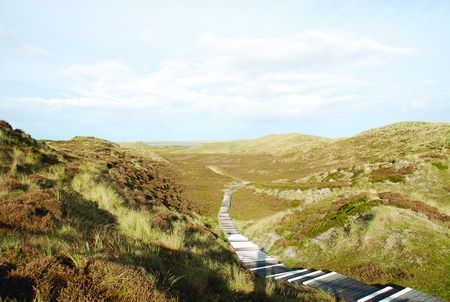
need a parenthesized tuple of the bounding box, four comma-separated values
(159, 121, 449, 159)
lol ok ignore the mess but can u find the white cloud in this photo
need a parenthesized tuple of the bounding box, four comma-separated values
(22, 44, 51, 58)
(0, 24, 51, 59)
(142, 28, 158, 40)
(197, 30, 417, 70)
(410, 97, 430, 109)
(27, 30, 417, 120)
(417, 79, 438, 85)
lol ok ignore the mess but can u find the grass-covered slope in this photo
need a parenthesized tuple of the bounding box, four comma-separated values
(119, 143, 235, 218)
(186, 134, 331, 156)
(0, 121, 331, 302)
(292, 121, 450, 166)
(150, 121, 450, 300)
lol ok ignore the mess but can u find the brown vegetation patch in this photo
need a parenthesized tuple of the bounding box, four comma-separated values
(350, 261, 412, 283)
(0, 175, 28, 192)
(0, 262, 34, 301)
(369, 166, 415, 183)
(328, 193, 370, 213)
(29, 174, 56, 189)
(0, 120, 13, 131)
(378, 192, 450, 223)
(0, 150, 13, 174)
(49, 137, 189, 212)
(0, 256, 172, 302)
(83, 259, 171, 302)
(107, 158, 186, 211)
(419, 153, 448, 160)
(151, 207, 180, 231)
(0, 190, 63, 232)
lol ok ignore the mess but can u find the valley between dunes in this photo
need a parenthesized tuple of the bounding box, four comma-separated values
(146, 121, 450, 300)
(0, 120, 448, 301)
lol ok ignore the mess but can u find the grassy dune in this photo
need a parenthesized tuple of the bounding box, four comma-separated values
(0, 121, 331, 302)
(150, 121, 450, 300)
(186, 134, 332, 156)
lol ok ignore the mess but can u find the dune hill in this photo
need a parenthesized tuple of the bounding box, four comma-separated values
(0, 120, 328, 302)
(186, 133, 332, 156)
(149, 121, 450, 299)
(184, 121, 449, 162)
(295, 121, 449, 164)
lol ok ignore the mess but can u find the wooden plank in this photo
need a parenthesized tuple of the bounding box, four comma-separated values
(312, 275, 357, 293)
(253, 265, 291, 277)
(227, 234, 249, 242)
(306, 272, 347, 287)
(225, 231, 240, 235)
(249, 263, 284, 271)
(393, 289, 444, 302)
(314, 277, 376, 300)
(297, 272, 333, 285)
(357, 286, 395, 302)
(236, 250, 269, 258)
(241, 257, 278, 263)
(234, 247, 261, 251)
(239, 254, 277, 262)
(267, 269, 308, 279)
(303, 272, 337, 285)
(378, 288, 412, 302)
(396, 290, 428, 301)
(344, 286, 381, 302)
(254, 267, 290, 278)
(415, 293, 445, 302)
(242, 259, 280, 269)
(274, 269, 311, 280)
(369, 288, 404, 302)
(288, 270, 323, 283)
(329, 277, 378, 300)
(230, 241, 259, 250)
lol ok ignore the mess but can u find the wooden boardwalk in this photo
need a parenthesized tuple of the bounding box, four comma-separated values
(219, 184, 444, 302)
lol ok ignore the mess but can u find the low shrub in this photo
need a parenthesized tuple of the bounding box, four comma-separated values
(369, 166, 415, 183)
(0, 190, 63, 232)
(378, 192, 450, 223)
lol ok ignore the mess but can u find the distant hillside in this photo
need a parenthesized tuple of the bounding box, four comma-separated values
(187, 133, 332, 156)
(294, 121, 450, 165)
(117, 141, 168, 162)
(168, 121, 449, 161)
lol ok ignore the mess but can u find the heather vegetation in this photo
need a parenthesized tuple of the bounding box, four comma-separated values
(0, 121, 331, 302)
(149, 121, 450, 300)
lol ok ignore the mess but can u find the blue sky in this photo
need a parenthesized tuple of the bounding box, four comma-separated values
(0, 1, 449, 141)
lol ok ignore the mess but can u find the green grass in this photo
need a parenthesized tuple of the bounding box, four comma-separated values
(230, 187, 298, 221)
(432, 161, 448, 171)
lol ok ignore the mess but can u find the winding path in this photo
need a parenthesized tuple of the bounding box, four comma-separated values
(219, 183, 443, 302)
